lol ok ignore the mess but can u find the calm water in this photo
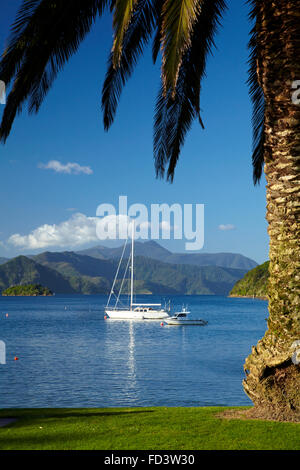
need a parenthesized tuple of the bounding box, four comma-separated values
(0, 295, 268, 408)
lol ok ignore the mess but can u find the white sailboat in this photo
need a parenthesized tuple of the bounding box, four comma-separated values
(105, 222, 170, 320)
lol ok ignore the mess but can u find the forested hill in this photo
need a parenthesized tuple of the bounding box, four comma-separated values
(0, 252, 250, 296)
(229, 261, 269, 299)
(0, 256, 75, 294)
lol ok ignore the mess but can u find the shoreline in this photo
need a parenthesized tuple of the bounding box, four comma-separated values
(1, 293, 53, 297)
(229, 294, 268, 301)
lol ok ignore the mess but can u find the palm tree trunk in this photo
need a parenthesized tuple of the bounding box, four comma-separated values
(243, 0, 300, 421)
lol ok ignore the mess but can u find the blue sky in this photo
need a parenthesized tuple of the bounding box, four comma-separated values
(0, 0, 269, 264)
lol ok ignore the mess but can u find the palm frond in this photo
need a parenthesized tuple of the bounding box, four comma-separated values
(160, 0, 203, 96)
(247, 0, 265, 185)
(152, 24, 162, 65)
(111, 0, 139, 68)
(154, 0, 226, 181)
(0, 0, 108, 143)
(152, 4, 164, 64)
(0, 0, 41, 87)
(102, 0, 161, 130)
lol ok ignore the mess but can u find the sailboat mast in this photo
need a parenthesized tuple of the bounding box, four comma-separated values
(130, 220, 134, 310)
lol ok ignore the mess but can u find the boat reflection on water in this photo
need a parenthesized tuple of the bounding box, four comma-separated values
(104, 320, 140, 402)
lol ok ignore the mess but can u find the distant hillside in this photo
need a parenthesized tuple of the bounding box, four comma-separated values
(31, 251, 116, 278)
(34, 251, 248, 295)
(0, 256, 75, 294)
(0, 252, 248, 296)
(30, 251, 114, 295)
(77, 241, 257, 271)
(163, 252, 257, 270)
(229, 261, 269, 299)
(133, 256, 248, 295)
(0, 257, 9, 265)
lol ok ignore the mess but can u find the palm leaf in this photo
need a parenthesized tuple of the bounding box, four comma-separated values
(0, 0, 41, 87)
(102, 0, 162, 130)
(160, 0, 203, 96)
(152, 26, 161, 65)
(152, 3, 164, 64)
(247, 0, 265, 185)
(0, 0, 109, 143)
(111, 0, 139, 68)
(154, 0, 226, 181)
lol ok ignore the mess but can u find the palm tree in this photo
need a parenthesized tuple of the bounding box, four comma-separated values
(0, 0, 299, 420)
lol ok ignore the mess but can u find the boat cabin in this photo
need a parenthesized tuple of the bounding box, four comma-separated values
(134, 307, 154, 313)
(175, 312, 188, 318)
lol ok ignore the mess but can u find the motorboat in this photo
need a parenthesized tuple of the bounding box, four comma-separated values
(164, 307, 207, 326)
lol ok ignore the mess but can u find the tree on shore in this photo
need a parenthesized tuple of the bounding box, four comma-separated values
(2, 284, 53, 296)
(0, 0, 299, 420)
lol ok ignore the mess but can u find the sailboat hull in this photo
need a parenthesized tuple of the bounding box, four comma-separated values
(105, 309, 169, 320)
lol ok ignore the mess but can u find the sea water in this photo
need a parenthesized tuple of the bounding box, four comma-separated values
(0, 295, 268, 408)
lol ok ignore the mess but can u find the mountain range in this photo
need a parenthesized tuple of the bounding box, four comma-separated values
(77, 241, 257, 270)
(0, 242, 258, 296)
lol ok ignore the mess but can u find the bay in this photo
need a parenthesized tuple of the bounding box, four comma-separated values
(0, 295, 268, 408)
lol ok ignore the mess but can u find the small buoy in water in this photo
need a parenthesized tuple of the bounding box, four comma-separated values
(14, 356, 19, 361)
(160, 322, 164, 327)
(104, 315, 107, 320)
(5, 313, 8, 318)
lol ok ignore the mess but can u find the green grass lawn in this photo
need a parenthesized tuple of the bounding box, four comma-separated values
(0, 407, 299, 450)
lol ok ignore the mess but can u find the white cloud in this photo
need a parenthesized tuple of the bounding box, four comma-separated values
(218, 224, 236, 231)
(8, 213, 99, 250)
(160, 221, 174, 232)
(7, 214, 137, 250)
(0, 80, 6, 105)
(7, 213, 181, 252)
(38, 160, 93, 175)
(96, 214, 132, 240)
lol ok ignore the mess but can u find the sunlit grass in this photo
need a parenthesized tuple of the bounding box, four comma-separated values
(0, 407, 299, 450)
